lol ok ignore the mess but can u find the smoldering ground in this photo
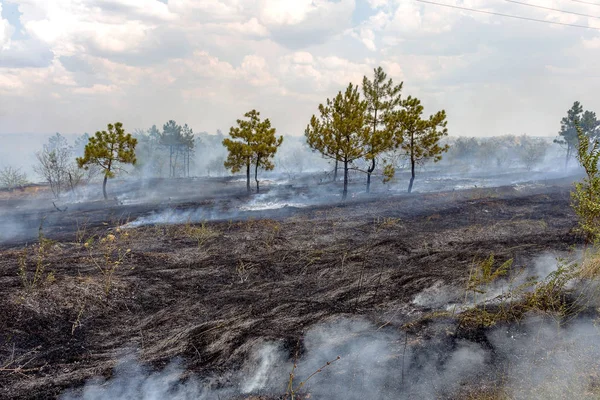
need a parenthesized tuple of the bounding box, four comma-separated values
(0, 176, 582, 399)
(0, 146, 580, 246)
(59, 314, 600, 400)
(59, 255, 595, 400)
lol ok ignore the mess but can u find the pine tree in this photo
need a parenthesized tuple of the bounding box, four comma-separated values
(572, 124, 600, 243)
(161, 120, 183, 178)
(223, 110, 283, 193)
(182, 124, 195, 177)
(555, 102, 599, 169)
(555, 101, 584, 169)
(76, 122, 137, 199)
(305, 83, 369, 200)
(362, 66, 403, 193)
(388, 96, 449, 193)
(581, 110, 600, 141)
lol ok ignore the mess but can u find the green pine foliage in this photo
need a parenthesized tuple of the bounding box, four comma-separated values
(305, 83, 369, 200)
(572, 124, 600, 244)
(362, 67, 403, 192)
(555, 101, 600, 168)
(223, 110, 283, 193)
(76, 122, 137, 199)
(388, 96, 449, 193)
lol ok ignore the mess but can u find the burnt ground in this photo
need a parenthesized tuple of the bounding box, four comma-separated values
(0, 179, 580, 399)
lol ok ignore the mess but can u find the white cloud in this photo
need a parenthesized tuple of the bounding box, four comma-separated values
(226, 18, 269, 37)
(168, 0, 245, 21)
(73, 83, 121, 95)
(0, 0, 599, 138)
(0, 4, 14, 50)
(582, 36, 600, 49)
(240, 54, 278, 86)
(367, 0, 391, 8)
(258, 0, 315, 26)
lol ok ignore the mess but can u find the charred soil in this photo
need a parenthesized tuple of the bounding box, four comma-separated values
(0, 181, 579, 399)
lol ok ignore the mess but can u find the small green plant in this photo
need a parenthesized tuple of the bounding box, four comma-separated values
(373, 216, 400, 232)
(465, 254, 513, 301)
(75, 217, 90, 245)
(183, 221, 218, 248)
(571, 124, 600, 244)
(263, 220, 281, 249)
(85, 229, 131, 295)
(522, 261, 577, 322)
(236, 260, 251, 283)
(456, 255, 539, 329)
(18, 219, 55, 291)
(71, 304, 85, 336)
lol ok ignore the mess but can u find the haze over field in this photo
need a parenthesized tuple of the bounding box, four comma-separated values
(1, 0, 599, 139)
(3, 1, 600, 400)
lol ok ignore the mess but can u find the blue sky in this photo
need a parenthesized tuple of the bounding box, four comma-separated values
(1, 1, 24, 39)
(0, 0, 598, 138)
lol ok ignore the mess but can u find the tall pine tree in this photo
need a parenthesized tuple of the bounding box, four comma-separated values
(388, 96, 449, 193)
(362, 66, 403, 193)
(306, 83, 369, 200)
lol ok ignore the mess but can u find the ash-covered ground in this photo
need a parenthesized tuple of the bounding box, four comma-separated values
(0, 171, 594, 400)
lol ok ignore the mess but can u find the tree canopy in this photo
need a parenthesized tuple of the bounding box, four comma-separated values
(306, 83, 369, 200)
(572, 124, 600, 243)
(77, 122, 137, 200)
(555, 101, 600, 168)
(388, 96, 449, 193)
(34, 133, 80, 198)
(160, 120, 195, 178)
(362, 66, 403, 192)
(223, 110, 283, 193)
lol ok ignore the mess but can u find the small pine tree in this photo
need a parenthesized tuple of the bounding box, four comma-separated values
(76, 122, 137, 199)
(388, 96, 449, 193)
(362, 66, 403, 193)
(223, 110, 283, 193)
(572, 124, 600, 244)
(306, 83, 369, 200)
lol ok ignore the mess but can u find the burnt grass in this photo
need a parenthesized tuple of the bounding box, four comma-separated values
(0, 180, 580, 399)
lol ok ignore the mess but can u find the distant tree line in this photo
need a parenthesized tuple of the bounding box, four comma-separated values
(5, 77, 593, 202)
(444, 135, 551, 171)
(133, 120, 195, 178)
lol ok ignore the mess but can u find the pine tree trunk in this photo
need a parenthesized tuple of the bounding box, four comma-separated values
(408, 134, 415, 194)
(566, 145, 571, 169)
(255, 157, 260, 193)
(343, 159, 349, 200)
(367, 108, 378, 194)
(246, 161, 251, 193)
(367, 158, 375, 193)
(408, 160, 415, 194)
(173, 147, 179, 178)
(334, 160, 338, 181)
(169, 146, 173, 178)
(102, 174, 108, 200)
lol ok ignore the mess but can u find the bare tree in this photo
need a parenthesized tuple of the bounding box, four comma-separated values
(0, 166, 28, 191)
(34, 133, 80, 198)
(518, 136, 550, 170)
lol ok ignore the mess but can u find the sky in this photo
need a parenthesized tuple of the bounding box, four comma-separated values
(0, 0, 598, 138)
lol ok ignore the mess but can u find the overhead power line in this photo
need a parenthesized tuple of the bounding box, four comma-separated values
(415, 0, 600, 30)
(506, 0, 600, 19)
(570, 0, 600, 7)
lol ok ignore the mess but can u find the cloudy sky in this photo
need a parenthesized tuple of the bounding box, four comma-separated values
(0, 0, 598, 138)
